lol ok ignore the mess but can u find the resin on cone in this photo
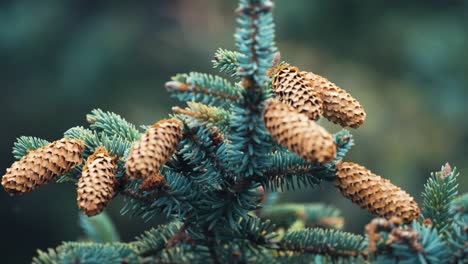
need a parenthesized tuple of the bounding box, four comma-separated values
(1, 138, 84, 195)
(335, 161, 420, 223)
(126, 118, 183, 182)
(77, 147, 117, 216)
(303, 72, 366, 128)
(271, 65, 323, 121)
(263, 99, 336, 163)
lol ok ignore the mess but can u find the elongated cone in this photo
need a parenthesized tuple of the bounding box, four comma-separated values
(77, 147, 116, 216)
(335, 162, 420, 223)
(303, 72, 366, 128)
(2, 138, 84, 195)
(126, 118, 183, 182)
(272, 65, 323, 121)
(263, 99, 336, 163)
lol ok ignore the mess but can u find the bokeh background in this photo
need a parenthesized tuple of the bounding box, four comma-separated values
(1, 0, 467, 262)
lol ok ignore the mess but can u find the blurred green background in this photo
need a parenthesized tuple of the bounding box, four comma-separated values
(1, 0, 467, 262)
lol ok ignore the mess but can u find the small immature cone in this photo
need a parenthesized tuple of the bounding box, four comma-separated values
(263, 99, 336, 163)
(271, 65, 323, 121)
(302, 72, 366, 128)
(126, 118, 183, 182)
(77, 147, 116, 216)
(335, 162, 420, 223)
(2, 138, 84, 195)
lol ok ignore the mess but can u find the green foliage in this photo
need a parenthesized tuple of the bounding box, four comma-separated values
(447, 224, 468, 263)
(279, 228, 365, 261)
(258, 130, 354, 191)
(32, 242, 140, 264)
(373, 222, 451, 264)
(64, 126, 102, 157)
(60, 125, 132, 182)
(64, 125, 133, 160)
(174, 124, 225, 189)
(223, 102, 273, 178)
(262, 150, 335, 191)
(223, 216, 278, 247)
(263, 203, 344, 230)
(235, 0, 277, 85)
(120, 168, 195, 221)
(451, 192, 468, 226)
(132, 221, 182, 257)
(167, 72, 241, 108)
(177, 102, 231, 130)
(79, 212, 120, 243)
(87, 109, 141, 142)
(333, 130, 355, 162)
(448, 193, 468, 263)
(364, 165, 467, 264)
(212, 48, 243, 77)
(12, 136, 49, 160)
(196, 180, 262, 230)
(421, 164, 459, 233)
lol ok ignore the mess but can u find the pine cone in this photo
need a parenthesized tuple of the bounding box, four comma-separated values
(139, 173, 166, 191)
(335, 162, 420, 223)
(263, 99, 336, 163)
(303, 72, 366, 128)
(77, 147, 116, 216)
(126, 118, 183, 181)
(271, 65, 323, 121)
(2, 138, 84, 195)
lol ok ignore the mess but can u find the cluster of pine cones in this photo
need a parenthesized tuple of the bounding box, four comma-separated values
(264, 64, 419, 223)
(1, 119, 183, 217)
(1, 63, 420, 223)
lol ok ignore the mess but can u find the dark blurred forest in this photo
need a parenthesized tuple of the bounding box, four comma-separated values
(1, 0, 467, 263)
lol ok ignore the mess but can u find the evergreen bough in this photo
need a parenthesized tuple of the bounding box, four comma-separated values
(1, 1, 466, 263)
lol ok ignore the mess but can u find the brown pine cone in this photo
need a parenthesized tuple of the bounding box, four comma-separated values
(271, 65, 323, 121)
(263, 99, 336, 163)
(126, 118, 183, 181)
(2, 138, 84, 195)
(139, 173, 166, 191)
(302, 72, 366, 128)
(77, 147, 116, 216)
(335, 162, 420, 223)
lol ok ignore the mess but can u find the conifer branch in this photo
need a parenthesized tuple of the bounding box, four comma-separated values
(421, 163, 459, 233)
(132, 221, 182, 257)
(451, 192, 468, 226)
(262, 203, 344, 230)
(277, 228, 365, 260)
(235, 0, 277, 87)
(12, 136, 50, 160)
(166, 73, 241, 107)
(172, 102, 231, 130)
(212, 48, 244, 77)
(33, 242, 140, 264)
(365, 218, 451, 263)
(86, 109, 141, 142)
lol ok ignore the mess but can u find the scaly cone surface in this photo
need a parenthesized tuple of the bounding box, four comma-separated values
(263, 99, 336, 163)
(335, 161, 420, 223)
(125, 118, 183, 189)
(303, 72, 366, 128)
(1, 138, 84, 195)
(271, 65, 323, 121)
(77, 147, 117, 216)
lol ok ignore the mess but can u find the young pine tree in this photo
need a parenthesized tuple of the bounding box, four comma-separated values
(2, 1, 466, 263)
